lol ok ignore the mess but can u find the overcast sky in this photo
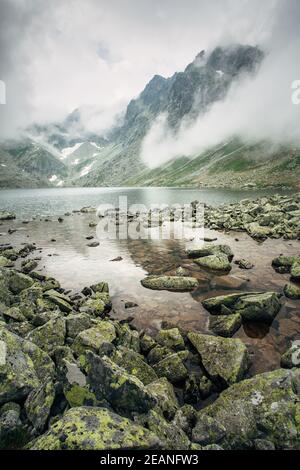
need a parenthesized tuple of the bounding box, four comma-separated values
(0, 0, 298, 140)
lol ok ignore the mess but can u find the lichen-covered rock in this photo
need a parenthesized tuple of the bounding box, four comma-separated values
(8, 270, 34, 294)
(209, 313, 242, 338)
(85, 352, 157, 415)
(90, 281, 109, 293)
(66, 313, 93, 339)
(114, 322, 140, 352)
(291, 263, 300, 281)
(187, 244, 233, 260)
(188, 332, 249, 387)
(146, 377, 179, 420)
(155, 328, 185, 351)
(60, 359, 98, 408)
(0, 402, 27, 449)
(72, 321, 116, 356)
(135, 410, 190, 450)
(153, 352, 188, 384)
(3, 306, 26, 323)
(272, 255, 300, 270)
(233, 292, 281, 323)
(192, 368, 300, 450)
(112, 347, 158, 385)
(0, 327, 41, 405)
(203, 291, 281, 323)
(140, 334, 156, 355)
(147, 345, 173, 365)
(281, 343, 300, 369)
(236, 259, 254, 270)
(80, 292, 111, 317)
(26, 317, 66, 355)
(28, 407, 162, 450)
(43, 289, 73, 313)
(173, 405, 197, 438)
(194, 254, 232, 272)
(141, 275, 198, 292)
(0, 211, 16, 221)
(245, 222, 273, 240)
(24, 379, 55, 433)
(0, 256, 13, 268)
(21, 260, 38, 274)
(283, 283, 300, 300)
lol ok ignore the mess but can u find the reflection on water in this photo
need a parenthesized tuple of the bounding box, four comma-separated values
(1, 209, 300, 376)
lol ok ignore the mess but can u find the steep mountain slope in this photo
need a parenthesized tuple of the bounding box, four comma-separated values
(0, 140, 68, 188)
(72, 45, 268, 187)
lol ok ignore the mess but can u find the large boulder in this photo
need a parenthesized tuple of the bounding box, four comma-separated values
(26, 317, 66, 355)
(283, 283, 300, 300)
(24, 379, 55, 434)
(209, 313, 242, 338)
(43, 289, 73, 313)
(155, 328, 185, 351)
(84, 352, 157, 415)
(146, 377, 179, 420)
(71, 321, 116, 356)
(194, 254, 232, 272)
(28, 407, 162, 450)
(66, 313, 93, 339)
(203, 292, 281, 323)
(188, 332, 249, 387)
(141, 276, 198, 292)
(0, 326, 53, 405)
(192, 368, 300, 450)
(112, 347, 158, 385)
(153, 352, 188, 384)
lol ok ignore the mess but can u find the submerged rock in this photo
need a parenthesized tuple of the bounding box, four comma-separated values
(187, 244, 233, 260)
(28, 406, 162, 450)
(188, 332, 249, 387)
(141, 275, 198, 292)
(192, 368, 300, 449)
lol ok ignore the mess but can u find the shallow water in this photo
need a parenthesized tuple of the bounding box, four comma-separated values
(1, 205, 299, 377)
(0, 186, 293, 218)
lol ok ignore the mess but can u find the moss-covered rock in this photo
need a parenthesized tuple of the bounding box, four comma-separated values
(43, 289, 73, 313)
(28, 406, 162, 450)
(155, 328, 185, 351)
(187, 244, 233, 260)
(90, 281, 109, 293)
(272, 255, 300, 269)
(0, 256, 13, 268)
(26, 317, 66, 355)
(0, 402, 27, 449)
(188, 332, 249, 387)
(24, 379, 55, 433)
(209, 313, 242, 338)
(173, 404, 197, 438)
(234, 292, 281, 323)
(66, 313, 93, 339)
(3, 306, 26, 323)
(80, 292, 111, 317)
(140, 334, 156, 355)
(84, 352, 157, 415)
(153, 351, 188, 384)
(291, 263, 300, 281)
(146, 377, 179, 420)
(135, 410, 190, 450)
(281, 343, 300, 369)
(203, 291, 281, 323)
(112, 347, 158, 385)
(192, 368, 300, 449)
(72, 321, 116, 356)
(60, 359, 99, 408)
(8, 270, 34, 294)
(148, 345, 173, 365)
(194, 254, 232, 272)
(141, 275, 198, 292)
(0, 326, 41, 405)
(114, 322, 140, 352)
(0, 211, 16, 221)
(283, 283, 300, 299)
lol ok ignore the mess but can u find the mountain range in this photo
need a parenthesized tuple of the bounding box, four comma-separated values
(1, 44, 299, 190)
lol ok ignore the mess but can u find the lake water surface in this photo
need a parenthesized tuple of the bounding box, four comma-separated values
(0, 187, 299, 377)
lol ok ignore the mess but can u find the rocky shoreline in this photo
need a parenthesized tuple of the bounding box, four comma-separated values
(0, 192, 300, 450)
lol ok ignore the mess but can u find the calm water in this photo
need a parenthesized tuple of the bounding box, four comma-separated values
(0, 187, 299, 376)
(0, 187, 293, 218)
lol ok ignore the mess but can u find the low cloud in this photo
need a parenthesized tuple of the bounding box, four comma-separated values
(141, 0, 300, 168)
